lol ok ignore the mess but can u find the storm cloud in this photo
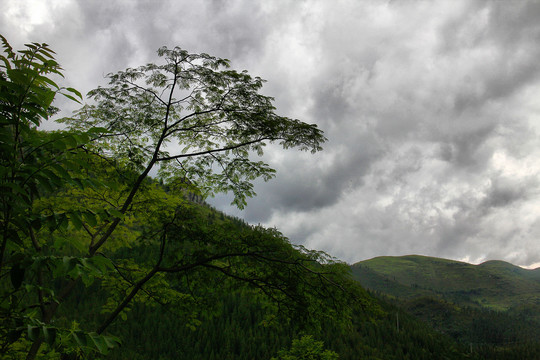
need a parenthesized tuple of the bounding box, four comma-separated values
(2, 0, 540, 268)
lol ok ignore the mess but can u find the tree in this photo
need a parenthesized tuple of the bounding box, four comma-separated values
(63, 45, 326, 211)
(271, 335, 339, 360)
(0, 35, 123, 359)
(1, 37, 362, 359)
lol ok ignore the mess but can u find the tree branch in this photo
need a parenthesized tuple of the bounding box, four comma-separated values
(156, 137, 270, 162)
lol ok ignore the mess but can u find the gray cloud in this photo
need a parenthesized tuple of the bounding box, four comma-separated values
(481, 176, 536, 209)
(3, 0, 540, 268)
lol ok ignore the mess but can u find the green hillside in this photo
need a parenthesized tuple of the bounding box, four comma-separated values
(350, 255, 540, 358)
(351, 255, 540, 310)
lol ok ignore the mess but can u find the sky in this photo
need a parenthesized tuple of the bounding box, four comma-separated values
(2, 0, 540, 268)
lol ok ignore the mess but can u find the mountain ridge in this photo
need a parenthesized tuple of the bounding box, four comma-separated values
(351, 254, 540, 311)
(358, 254, 540, 271)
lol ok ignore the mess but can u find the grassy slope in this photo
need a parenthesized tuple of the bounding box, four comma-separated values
(350, 255, 540, 310)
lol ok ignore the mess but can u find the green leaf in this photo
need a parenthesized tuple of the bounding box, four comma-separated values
(103, 334, 121, 349)
(45, 214, 58, 231)
(58, 213, 69, 230)
(80, 258, 101, 274)
(50, 138, 67, 150)
(89, 332, 110, 354)
(62, 93, 82, 103)
(91, 255, 113, 272)
(63, 256, 79, 272)
(50, 162, 71, 179)
(70, 211, 83, 230)
(69, 235, 88, 253)
(66, 87, 82, 99)
(87, 126, 110, 135)
(64, 134, 79, 148)
(107, 208, 125, 219)
(72, 331, 87, 347)
(82, 211, 97, 226)
(34, 174, 54, 193)
(41, 168, 62, 185)
(36, 47, 56, 59)
(74, 132, 90, 144)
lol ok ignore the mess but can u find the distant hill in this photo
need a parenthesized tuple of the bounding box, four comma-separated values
(350, 255, 540, 356)
(351, 255, 540, 311)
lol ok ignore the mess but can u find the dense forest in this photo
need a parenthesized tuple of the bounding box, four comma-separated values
(352, 256, 540, 359)
(50, 203, 476, 360)
(1, 36, 537, 360)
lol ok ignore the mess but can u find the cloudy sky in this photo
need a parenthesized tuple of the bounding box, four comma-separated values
(3, 0, 540, 268)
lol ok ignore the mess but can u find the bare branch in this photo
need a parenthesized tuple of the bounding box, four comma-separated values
(124, 80, 168, 106)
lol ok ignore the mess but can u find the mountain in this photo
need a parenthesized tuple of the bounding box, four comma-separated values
(350, 255, 540, 358)
(351, 255, 540, 310)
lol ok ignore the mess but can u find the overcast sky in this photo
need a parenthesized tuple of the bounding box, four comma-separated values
(3, 0, 540, 268)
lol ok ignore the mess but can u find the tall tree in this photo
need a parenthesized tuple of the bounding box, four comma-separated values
(64, 45, 326, 213)
(1, 37, 362, 359)
(0, 35, 120, 359)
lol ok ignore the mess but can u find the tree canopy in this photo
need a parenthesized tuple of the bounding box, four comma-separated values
(271, 335, 339, 360)
(0, 36, 363, 360)
(63, 45, 326, 209)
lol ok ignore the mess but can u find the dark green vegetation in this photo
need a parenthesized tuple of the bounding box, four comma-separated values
(352, 255, 540, 359)
(0, 36, 358, 359)
(68, 213, 474, 360)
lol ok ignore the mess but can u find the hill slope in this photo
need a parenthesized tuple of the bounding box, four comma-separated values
(351, 255, 540, 310)
(350, 255, 540, 358)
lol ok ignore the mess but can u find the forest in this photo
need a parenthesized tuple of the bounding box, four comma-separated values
(1, 35, 538, 360)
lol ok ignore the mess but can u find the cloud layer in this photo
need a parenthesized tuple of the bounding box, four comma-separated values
(2, 0, 540, 267)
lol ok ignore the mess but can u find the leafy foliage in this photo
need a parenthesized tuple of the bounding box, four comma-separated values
(0, 35, 120, 359)
(0, 35, 358, 360)
(61, 45, 326, 209)
(271, 335, 339, 360)
(99, 267, 473, 360)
